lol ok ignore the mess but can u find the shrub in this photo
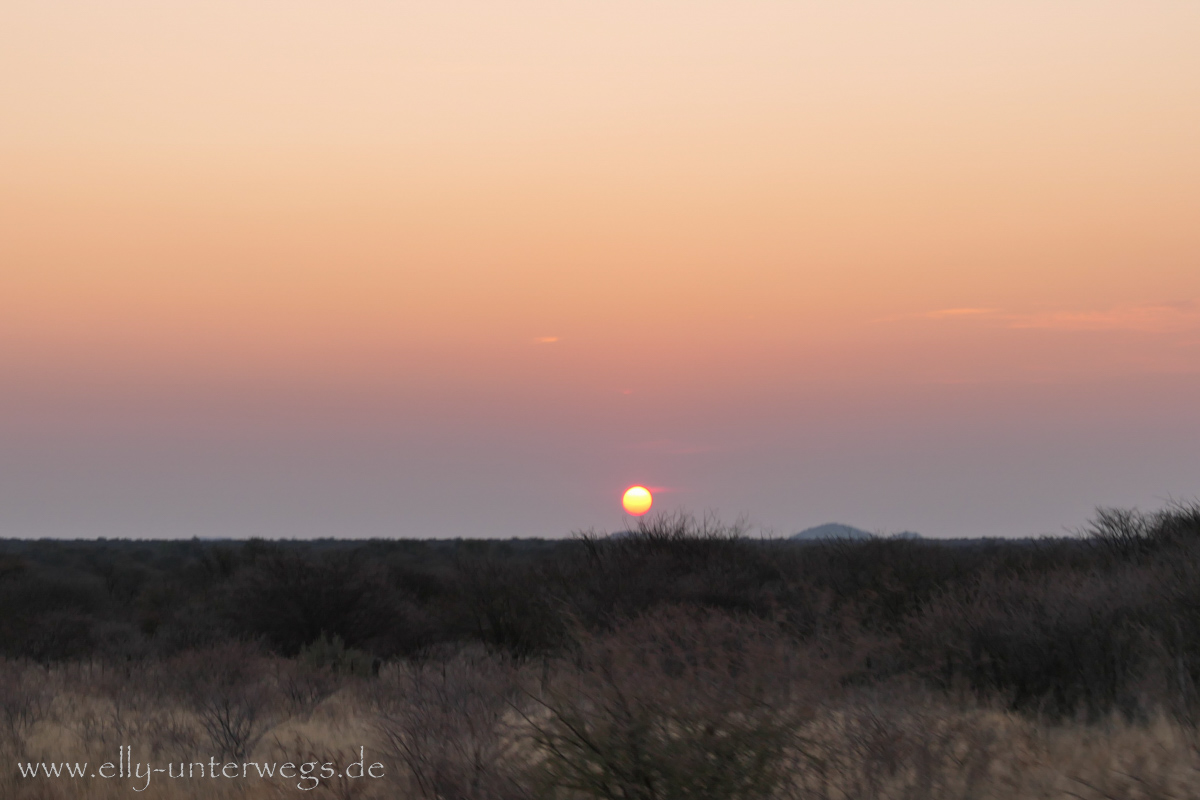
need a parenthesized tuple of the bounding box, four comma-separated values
(453, 558, 570, 657)
(525, 606, 830, 800)
(562, 513, 783, 630)
(0, 660, 50, 751)
(169, 642, 281, 760)
(909, 569, 1154, 719)
(372, 646, 529, 800)
(226, 548, 408, 656)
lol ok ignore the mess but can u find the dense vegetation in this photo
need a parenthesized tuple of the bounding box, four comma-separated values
(5, 506, 1200, 799)
(3, 504, 1199, 723)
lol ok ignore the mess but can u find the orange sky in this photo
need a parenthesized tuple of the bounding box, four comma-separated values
(2, 1, 1199, 538)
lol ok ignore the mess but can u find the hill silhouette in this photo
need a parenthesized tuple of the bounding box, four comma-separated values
(791, 522, 872, 540)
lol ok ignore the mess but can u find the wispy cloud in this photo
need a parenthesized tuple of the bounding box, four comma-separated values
(908, 302, 1200, 334)
(533, 336, 559, 343)
(922, 308, 1001, 319)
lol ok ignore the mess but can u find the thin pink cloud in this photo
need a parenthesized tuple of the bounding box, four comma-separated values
(911, 303, 1200, 334)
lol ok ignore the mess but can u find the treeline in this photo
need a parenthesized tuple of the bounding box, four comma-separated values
(2, 505, 1199, 721)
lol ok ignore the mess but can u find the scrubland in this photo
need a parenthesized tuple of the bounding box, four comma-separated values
(4, 505, 1200, 798)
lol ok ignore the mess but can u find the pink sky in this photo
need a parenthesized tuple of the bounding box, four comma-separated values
(2, 1, 1199, 537)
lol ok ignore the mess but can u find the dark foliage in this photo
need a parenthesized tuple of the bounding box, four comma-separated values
(2, 502, 1199, 721)
(226, 546, 413, 655)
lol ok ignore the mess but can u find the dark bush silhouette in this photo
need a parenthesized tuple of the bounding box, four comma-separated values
(905, 505, 1200, 719)
(225, 548, 412, 656)
(452, 557, 570, 657)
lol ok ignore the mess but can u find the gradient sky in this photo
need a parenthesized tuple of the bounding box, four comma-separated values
(3, 1, 1199, 539)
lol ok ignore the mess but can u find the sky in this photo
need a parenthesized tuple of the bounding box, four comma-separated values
(2, 1, 1199, 539)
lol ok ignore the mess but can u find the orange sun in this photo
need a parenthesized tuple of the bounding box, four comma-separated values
(622, 485, 653, 516)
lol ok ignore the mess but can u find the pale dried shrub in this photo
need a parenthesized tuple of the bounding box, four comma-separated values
(60, 660, 169, 753)
(168, 642, 283, 760)
(270, 733, 377, 800)
(372, 645, 529, 800)
(276, 659, 344, 722)
(0, 659, 51, 752)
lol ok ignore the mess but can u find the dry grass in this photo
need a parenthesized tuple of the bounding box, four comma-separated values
(792, 686, 1200, 800)
(6, 650, 1200, 800)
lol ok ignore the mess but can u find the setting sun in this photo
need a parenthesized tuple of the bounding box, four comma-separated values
(622, 486, 653, 516)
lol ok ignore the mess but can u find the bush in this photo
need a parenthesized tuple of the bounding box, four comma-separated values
(562, 513, 784, 630)
(169, 642, 281, 760)
(372, 646, 529, 800)
(453, 558, 570, 657)
(225, 547, 431, 657)
(909, 569, 1155, 719)
(525, 607, 831, 800)
(0, 660, 50, 751)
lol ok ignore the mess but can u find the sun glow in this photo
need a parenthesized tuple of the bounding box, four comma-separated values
(622, 485, 653, 516)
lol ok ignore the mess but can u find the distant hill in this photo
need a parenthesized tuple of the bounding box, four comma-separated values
(791, 523, 873, 541)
